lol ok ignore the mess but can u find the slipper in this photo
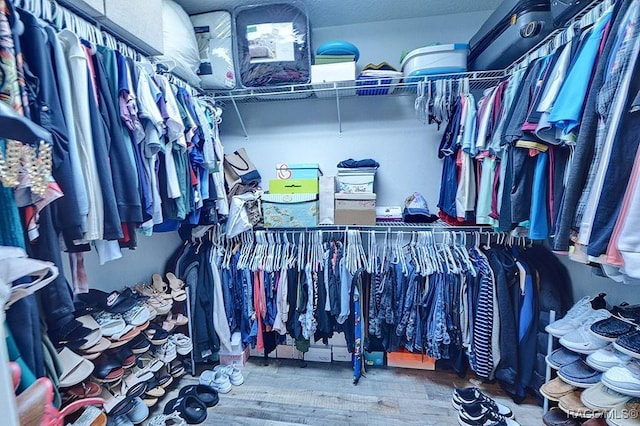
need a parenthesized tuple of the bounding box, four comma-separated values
(92, 311, 126, 337)
(82, 351, 101, 361)
(64, 381, 102, 399)
(163, 395, 207, 424)
(145, 326, 170, 345)
(83, 337, 111, 355)
(143, 396, 159, 408)
(58, 347, 95, 388)
(123, 305, 151, 327)
(151, 274, 172, 299)
(166, 272, 187, 302)
(178, 384, 219, 407)
(127, 335, 151, 355)
(108, 347, 135, 369)
(79, 289, 137, 314)
(147, 412, 187, 426)
(99, 386, 134, 417)
(125, 396, 149, 424)
(92, 355, 123, 383)
(156, 373, 173, 389)
(144, 377, 166, 398)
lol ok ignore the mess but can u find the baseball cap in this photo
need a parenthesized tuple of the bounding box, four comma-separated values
(403, 192, 439, 223)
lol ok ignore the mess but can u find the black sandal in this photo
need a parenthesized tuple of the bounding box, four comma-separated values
(163, 394, 207, 424)
(178, 384, 219, 407)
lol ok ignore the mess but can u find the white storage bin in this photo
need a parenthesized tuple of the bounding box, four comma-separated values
(311, 62, 356, 98)
(336, 172, 375, 193)
(401, 44, 469, 82)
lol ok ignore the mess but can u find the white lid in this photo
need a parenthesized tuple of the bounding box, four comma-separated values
(401, 43, 469, 68)
(335, 193, 376, 200)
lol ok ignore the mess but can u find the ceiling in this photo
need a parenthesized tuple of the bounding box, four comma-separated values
(174, 0, 502, 27)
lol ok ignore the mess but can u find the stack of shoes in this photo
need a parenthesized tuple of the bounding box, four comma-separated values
(56, 277, 195, 424)
(452, 387, 520, 425)
(199, 364, 244, 395)
(541, 297, 640, 424)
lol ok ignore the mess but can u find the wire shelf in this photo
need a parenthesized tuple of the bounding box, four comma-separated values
(211, 70, 506, 103)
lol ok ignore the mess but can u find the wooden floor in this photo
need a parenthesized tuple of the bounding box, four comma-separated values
(150, 358, 543, 426)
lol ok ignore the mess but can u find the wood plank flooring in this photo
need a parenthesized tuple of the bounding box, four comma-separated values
(149, 358, 543, 425)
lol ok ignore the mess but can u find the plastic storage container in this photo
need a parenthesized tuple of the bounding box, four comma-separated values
(401, 44, 469, 82)
(190, 11, 236, 89)
(233, 1, 311, 88)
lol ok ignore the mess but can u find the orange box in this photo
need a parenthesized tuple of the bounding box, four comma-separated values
(387, 350, 435, 370)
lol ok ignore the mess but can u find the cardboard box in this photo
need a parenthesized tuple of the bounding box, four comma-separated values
(276, 163, 321, 180)
(304, 345, 332, 363)
(276, 344, 303, 360)
(332, 346, 351, 362)
(250, 347, 277, 358)
(219, 346, 250, 368)
(334, 193, 376, 226)
(365, 351, 385, 367)
(269, 179, 319, 194)
(387, 350, 435, 370)
(327, 333, 347, 346)
(262, 193, 318, 228)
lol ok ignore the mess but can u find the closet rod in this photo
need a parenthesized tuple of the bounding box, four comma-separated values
(505, 0, 613, 74)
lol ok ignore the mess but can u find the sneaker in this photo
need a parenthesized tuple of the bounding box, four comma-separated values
(214, 364, 244, 386)
(458, 408, 520, 426)
(602, 361, 640, 397)
(557, 359, 602, 388)
(580, 383, 632, 411)
(560, 312, 612, 355)
(546, 295, 606, 338)
(158, 341, 177, 364)
(199, 370, 232, 394)
(590, 316, 638, 342)
(614, 330, 640, 360)
(452, 388, 513, 418)
(586, 344, 631, 372)
(546, 347, 582, 370)
(168, 333, 192, 356)
(539, 377, 576, 402)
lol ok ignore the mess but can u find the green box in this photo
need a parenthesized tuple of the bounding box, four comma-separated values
(269, 178, 319, 194)
(364, 351, 384, 367)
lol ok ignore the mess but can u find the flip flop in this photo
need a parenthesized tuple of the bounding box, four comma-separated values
(163, 395, 207, 424)
(178, 384, 219, 407)
(151, 274, 172, 300)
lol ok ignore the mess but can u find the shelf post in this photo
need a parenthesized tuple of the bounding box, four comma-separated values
(335, 83, 342, 134)
(230, 96, 249, 138)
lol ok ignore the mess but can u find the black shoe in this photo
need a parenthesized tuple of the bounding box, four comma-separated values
(452, 387, 514, 418)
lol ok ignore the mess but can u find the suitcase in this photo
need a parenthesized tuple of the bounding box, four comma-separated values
(468, 0, 554, 71)
(551, 0, 592, 28)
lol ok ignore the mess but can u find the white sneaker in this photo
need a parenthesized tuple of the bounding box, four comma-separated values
(214, 364, 244, 386)
(168, 333, 192, 356)
(602, 362, 640, 397)
(158, 341, 177, 363)
(559, 310, 612, 354)
(546, 296, 598, 337)
(586, 344, 632, 372)
(199, 370, 232, 394)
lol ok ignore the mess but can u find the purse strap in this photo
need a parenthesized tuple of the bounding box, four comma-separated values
(225, 150, 250, 171)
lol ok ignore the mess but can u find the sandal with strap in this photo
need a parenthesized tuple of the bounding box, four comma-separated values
(165, 273, 187, 302)
(151, 274, 172, 300)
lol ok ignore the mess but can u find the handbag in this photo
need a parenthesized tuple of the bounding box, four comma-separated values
(223, 148, 261, 193)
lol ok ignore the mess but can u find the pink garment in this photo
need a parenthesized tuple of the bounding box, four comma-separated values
(606, 145, 640, 266)
(253, 271, 267, 350)
(69, 252, 89, 293)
